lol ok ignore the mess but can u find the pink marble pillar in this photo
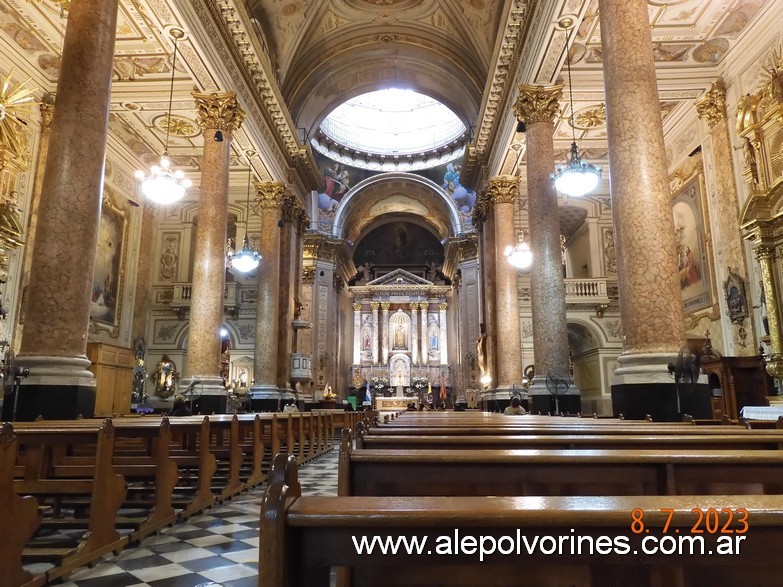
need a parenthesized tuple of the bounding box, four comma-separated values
(513, 85, 573, 407)
(15, 0, 118, 421)
(184, 92, 244, 411)
(474, 194, 498, 388)
(275, 194, 296, 390)
(488, 176, 524, 395)
(599, 0, 686, 418)
(14, 99, 55, 351)
(251, 182, 288, 402)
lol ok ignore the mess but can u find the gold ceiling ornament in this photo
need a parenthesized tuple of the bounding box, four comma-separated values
(156, 114, 198, 137)
(193, 91, 246, 133)
(572, 103, 606, 129)
(254, 181, 289, 209)
(0, 70, 37, 175)
(486, 175, 519, 206)
(513, 84, 563, 125)
(695, 80, 727, 129)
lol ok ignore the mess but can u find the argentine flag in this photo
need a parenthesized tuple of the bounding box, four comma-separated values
(365, 380, 372, 404)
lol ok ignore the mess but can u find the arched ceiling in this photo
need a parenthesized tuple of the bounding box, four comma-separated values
(247, 0, 504, 136)
(333, 173, 460, 243)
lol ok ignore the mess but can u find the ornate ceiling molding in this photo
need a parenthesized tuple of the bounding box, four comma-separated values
(461, 0, 531, 187)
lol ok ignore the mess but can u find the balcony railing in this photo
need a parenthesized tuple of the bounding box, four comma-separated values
(520, 277, 616, 306)
(169, 282, 240, 317)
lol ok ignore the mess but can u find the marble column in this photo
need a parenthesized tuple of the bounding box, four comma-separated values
(381, 302, 390, 364)
(352, 302, 362, 365)
(371, 302, 380, 364)
(757, 246, 783, 380)
(275, 193, 296, 390)
(15, 99, 55, 351)
(420, 303, 428, 364)
(475, 192, 498, 386)
(439, 302, 448, 365)
(599, 0, 686, 419)
(251, 182, 289, 403)
(15, 0, 118, 421)
(185, 92, 245, 411)
(487, 176, 524, 396)
(696, 80, 755, 356)
(411, 304, 419, 365)
(513, 85, 573, 408)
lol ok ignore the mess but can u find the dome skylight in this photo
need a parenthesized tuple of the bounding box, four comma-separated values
(319, 88, 466, 157)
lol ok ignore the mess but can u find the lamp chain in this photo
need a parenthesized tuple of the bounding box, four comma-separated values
(565, 27, 577, 145)
(164, 34, 179, 153)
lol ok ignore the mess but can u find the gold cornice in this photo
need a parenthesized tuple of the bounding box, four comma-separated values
(254, 181, 289, 209)
(695, 80, 726, 129)
(487, 175, 519, 205)
(193, 91, 246, 133)
(513, 84, 563, 125)
(462, 0, 533, 186)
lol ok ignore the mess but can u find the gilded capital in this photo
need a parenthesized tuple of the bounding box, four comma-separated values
(695, 80, 726, 129)
(487, 175, 519, 206)
(756, 245, 776, 261)
(513, 84, 563, 125)
(254, 181, 289, 209)
(294, 203, 309, 233)
(193, 91, 246, 133)
(371, 302, 381, 311)
(353, 303, 363, 312)
(439, 302, 448, 310)
(281, 193, 297, 222)
(381, 302, 391, 311)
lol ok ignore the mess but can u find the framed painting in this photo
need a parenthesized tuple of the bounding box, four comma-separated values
(90, 192, 128, 335)
(672, 175, 712, 314)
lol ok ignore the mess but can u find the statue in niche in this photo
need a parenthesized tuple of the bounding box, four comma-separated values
(394, 322, 406, 350)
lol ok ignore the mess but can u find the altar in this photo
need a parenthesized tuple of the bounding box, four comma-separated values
(375, 396, 419, 411)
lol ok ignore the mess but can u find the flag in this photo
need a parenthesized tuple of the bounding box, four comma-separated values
(365, 380, 372, 404)
(439, 372, 446, 401)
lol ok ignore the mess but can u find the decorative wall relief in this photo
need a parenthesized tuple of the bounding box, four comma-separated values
(723, 267, 748, 324)
(602, 227, 617, 275)
(159, 232, 180, 281)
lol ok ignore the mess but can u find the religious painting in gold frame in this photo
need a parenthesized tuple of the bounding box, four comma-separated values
(90, 191, 128, 335)
(672, 174, 712, 314)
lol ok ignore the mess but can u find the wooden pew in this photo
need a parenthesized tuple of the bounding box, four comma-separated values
(262, 453, 783, 587)
(0, 423, 43, 587)
(13, 419, 127, 584)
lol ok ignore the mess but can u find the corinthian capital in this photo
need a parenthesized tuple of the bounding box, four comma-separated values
(193, 91, 246, 133)
(255, 181, 290, 209)
(513, 84, 563, 125)
(487, 175, 519, 205)
(695, 80, 726, 128)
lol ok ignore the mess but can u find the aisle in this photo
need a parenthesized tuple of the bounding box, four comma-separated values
(55, 447, 339, 587)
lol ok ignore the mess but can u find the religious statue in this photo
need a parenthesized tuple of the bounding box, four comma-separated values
(153, 354, 178, 399)
(293, 297, 304, 320)
(394, 323, 406, 349)
(476, 323, 487, 375)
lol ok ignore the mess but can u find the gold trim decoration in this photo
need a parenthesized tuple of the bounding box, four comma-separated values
(353, 303, 362, 311)
(0, 70, 36, 175)
(193, 91, 246, 133)
(695, 79, 726, 129)
(370, 302, 381, 310)
(380, 302, 391, 311)
(438, 302, 448, 310)
(254, 181, 289, 209)
(487, 175, 519, 206)
(513, 84, 563, 125)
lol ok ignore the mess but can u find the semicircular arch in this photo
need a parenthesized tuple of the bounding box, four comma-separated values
(332, 172, 464, 243)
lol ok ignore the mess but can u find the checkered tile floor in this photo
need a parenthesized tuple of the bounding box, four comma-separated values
(46, 447, 339, 587)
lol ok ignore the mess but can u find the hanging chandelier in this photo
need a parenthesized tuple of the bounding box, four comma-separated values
(504, 240, 533, 270)
(227, 151, 262, 273)
(135, 29, 191, 204)
(551, 27, 601, 198)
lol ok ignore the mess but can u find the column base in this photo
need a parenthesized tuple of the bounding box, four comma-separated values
(179, 375, 226, 415)
(249, 385, 295, 412)
(611, 381, 711, 421)
(2, 356, 97, 421)
(528, 377, 581, 415)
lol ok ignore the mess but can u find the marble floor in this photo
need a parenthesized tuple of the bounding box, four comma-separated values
(46, 447, 339, 587)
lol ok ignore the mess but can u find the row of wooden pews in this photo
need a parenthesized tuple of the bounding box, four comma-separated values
(1, 409, 360, 587)
(261, 411, 783, 586)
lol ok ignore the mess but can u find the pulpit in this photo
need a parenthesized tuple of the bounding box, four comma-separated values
(700, 355, 774, 420)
